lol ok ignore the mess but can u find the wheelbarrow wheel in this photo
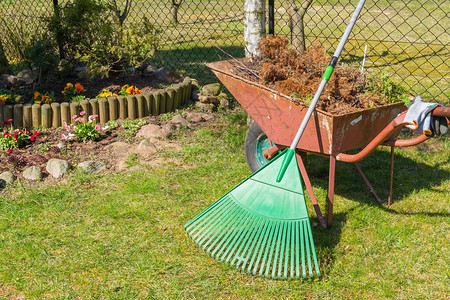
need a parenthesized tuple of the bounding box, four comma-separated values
(245, 122, 274, 172)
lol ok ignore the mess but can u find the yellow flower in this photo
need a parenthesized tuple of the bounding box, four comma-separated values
(15, 96, 21, 102)
(65, 83, 73, 89)
(126, 86, 134, 95)
(135, 88, 142, 94)
(0, 96, 5, 103)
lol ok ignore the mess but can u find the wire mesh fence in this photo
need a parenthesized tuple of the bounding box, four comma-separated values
(1, 0, 448, 103)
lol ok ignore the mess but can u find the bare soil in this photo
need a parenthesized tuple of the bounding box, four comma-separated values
(233, 35, 404, 115)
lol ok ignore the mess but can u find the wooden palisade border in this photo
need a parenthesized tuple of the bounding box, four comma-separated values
(0, 79, 192, 128)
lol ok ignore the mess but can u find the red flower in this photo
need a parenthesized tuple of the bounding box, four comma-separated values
(7, 149, 12, 153)
(30, 135, 36, 141)
(34, 130, 40, 136)
(6, 119, 12, 123)
(2, 121, 6, 125)
(13, 132, 18, 139)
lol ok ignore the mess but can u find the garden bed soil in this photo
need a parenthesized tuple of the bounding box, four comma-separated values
(0, 109, 215, 183)
(232, 35, 405, 115)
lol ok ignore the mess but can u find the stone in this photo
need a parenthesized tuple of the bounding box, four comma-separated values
(23, 166, 43, 181)
(2, 74, 25, 88)
(16, 68, 36, 79)
(191, 90, 201, 101)
(78, 160, 106, 174)
(58, 59, 73, 77)
(46, 158, 71, 178)
(153, 67, 181, 83)
(170, 115, 191, 127)
(0, 171, 16, 188)
(137, 139, 157, 155)
(202, 83, 221, 96)
(185, 112, 214, 123)
(198, 94, 219, 104)
(195, 102, 214, 112)
(220, 97, 230, 109)
(136, 124, 174, 139)
(143, 64, 158, 76)
(74, 66, 86, 73)
(127, 67, 136, 74)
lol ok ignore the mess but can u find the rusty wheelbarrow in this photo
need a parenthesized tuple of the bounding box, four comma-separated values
(207, 59, 450, 227)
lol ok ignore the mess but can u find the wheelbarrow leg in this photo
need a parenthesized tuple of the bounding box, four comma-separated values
(353, 145, 395, 205)
(296, 151, 326, 228)
(327, 156, 336, 226)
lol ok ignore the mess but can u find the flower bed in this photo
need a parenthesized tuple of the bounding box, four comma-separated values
(0, 78, 192, 129)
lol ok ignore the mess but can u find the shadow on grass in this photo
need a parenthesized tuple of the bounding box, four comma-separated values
(152, 45, 245, 84)
(305, 147, 450, 217)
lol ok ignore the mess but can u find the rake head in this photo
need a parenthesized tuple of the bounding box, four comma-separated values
(184, 150, 320, 279)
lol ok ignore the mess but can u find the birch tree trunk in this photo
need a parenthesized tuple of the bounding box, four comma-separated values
(289, 0, 313, 54)
(244, 0, 266, 58)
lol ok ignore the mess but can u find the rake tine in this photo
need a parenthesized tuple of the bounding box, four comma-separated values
(308, 222, 321, 277)
(212, 211, 250, 260)
(223, 214, 257, 263)
(274, 222, 285, 279)
(195, 202, 239, 247)
(291, 222, 295, 279)
(284, 222, 290, 279)
(300, 221, 306, 278)
(190, 198, 235, 241)
(185, 196, 228, 228)
(206, 206, 245, 254)
(257, 221, 276, 276)
(265, 222, 281, 278)
(303, 221, 313, 277)
(231, 216, 261, 267)
(250, 220, 271, 275)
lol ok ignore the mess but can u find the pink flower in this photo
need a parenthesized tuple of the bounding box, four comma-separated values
(95, 125, 100, 131)
(63, 121, 68, 127)
(80, 111, 86, 115)
(72, 115, 78, 119)
(78, 117, 84, 123)
(65, 125, 71, 132)
(62, 134, 67, 140)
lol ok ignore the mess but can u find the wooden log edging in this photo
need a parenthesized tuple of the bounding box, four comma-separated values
(2, 81, 192, 129)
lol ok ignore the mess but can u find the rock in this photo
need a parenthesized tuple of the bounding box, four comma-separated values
(0, 171, 16, 188)
(219, 97, 230, 109)
(78, 160, 106, 174)
(127, 67, 136, 74)
(136, 124, 174, 139)
(195, 102, 214, 112)
(2, 74, 25, 88)
(74, 66, 86, 73)
(58, 59, 73, 77)
(153, 67, 181, 83)
(16, 68, 36, 79)
(191, 90, 201, 101)
(170, 115, 191, 127)
(46, 158, 71, 178)
(23, 166, 43, 181)
(185, 112, 214, 123)
(137, 139, 157, 155)
(202, 83, 221, 96)
(198, 94, 219, 104)
(143, 64, 158, 76)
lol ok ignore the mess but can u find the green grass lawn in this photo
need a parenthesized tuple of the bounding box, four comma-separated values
(1, 109, 449, 298)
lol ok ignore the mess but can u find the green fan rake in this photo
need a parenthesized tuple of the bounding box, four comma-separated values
(185, 0, 367, 279)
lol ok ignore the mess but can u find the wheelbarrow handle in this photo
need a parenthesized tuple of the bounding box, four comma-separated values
(336, 106, 450, 163)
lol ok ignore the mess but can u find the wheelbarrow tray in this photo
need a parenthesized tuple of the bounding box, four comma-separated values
(207, 59, 407, 156)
